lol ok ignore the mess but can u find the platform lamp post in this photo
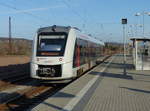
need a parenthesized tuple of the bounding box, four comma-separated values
(121, 18, 127, 76)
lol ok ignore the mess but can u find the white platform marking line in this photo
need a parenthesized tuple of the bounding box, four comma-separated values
(61, 56, 115, 111)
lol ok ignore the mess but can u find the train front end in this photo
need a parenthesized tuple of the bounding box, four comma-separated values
(30, 26, 76, 83)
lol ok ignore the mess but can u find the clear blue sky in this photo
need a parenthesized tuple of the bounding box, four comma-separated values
(0, 0, 150, 42)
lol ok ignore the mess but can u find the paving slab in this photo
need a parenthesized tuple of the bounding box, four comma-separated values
(29, 55, 150, 111)
(82, 55, 150, 111)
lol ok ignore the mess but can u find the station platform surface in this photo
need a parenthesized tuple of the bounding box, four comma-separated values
(29, 55, 150, 111)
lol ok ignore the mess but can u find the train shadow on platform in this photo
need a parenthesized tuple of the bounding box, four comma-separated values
(89, 71, 133, 80)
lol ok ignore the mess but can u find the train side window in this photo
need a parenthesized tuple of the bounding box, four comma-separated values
(73, 39, 77, 68)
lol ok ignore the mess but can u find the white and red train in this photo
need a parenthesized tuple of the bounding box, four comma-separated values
(30, 25, 105, 83)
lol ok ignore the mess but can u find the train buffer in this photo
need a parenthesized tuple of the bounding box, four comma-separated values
(29, 55, 150, 111)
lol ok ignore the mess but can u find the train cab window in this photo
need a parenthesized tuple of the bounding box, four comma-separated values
(37, 33, 67, 56)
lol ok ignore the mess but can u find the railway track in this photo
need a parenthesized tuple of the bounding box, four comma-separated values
(0, 56, 111, 111)
(0, 63, 30, 90)
(0, 64, 66, 111)
(0, 85, 64, 111)
(1, 73, 29, 83)
(0, 72, 31, 90)
(0, 63, 29, 75)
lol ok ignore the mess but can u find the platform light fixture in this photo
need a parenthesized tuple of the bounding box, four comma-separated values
(135, 11, 150, 37)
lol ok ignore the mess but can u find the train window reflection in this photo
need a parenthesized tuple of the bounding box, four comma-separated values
(37, 34, 67, 56)
(40, 44, 61, 51)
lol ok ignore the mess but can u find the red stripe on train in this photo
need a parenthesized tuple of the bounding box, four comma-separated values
(77, 45, 80, 67)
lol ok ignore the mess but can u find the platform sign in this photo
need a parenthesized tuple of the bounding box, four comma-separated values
(122, 18, 127, 24)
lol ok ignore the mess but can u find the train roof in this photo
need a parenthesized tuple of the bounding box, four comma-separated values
(74, 29, 104, 45)
(78, 34, 105, 45)
(37, 25, 71, 34)
(38, 25, 104, 45)
(76, 32, 105, 45)
(37, 25, 81, 33)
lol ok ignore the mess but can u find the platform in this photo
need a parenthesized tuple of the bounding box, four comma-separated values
(29, 55, 150, 111)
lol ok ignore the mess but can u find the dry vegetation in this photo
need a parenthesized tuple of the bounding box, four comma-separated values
(0, 38, 32, 56)
(105, 42, 124, 54)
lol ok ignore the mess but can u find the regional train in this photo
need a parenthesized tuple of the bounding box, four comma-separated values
(30, 25, 105, 83)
